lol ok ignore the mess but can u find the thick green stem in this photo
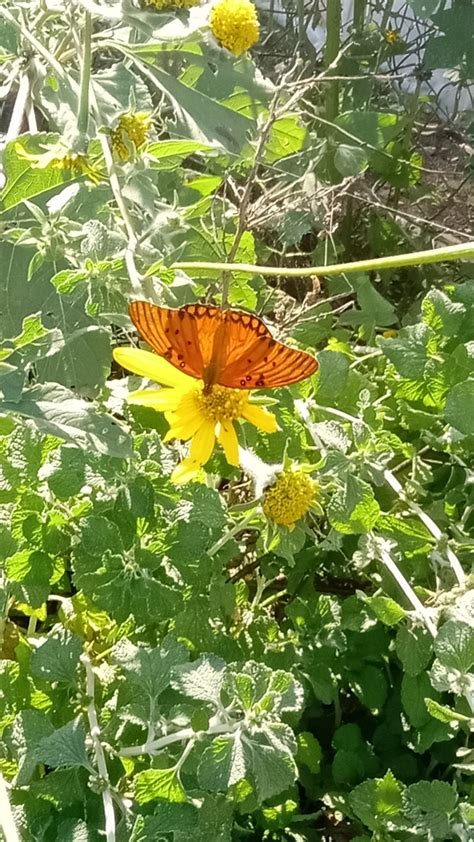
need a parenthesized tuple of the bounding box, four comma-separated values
(171, 240, 474, 279)
(353, 0, 366, 31)
(77, 11, 92, 141)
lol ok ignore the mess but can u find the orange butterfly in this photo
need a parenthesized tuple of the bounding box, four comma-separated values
(129, 301, 318, 393)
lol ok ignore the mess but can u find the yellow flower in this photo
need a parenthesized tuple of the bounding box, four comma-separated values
(113, 347, 277, 484)
(385, 29, 400, 45)
(50, 153, 99, 182)
(16, 140, 101, 183)
(110, 112, 152, 161)
(210, 0, 260, 57)
(262, 469, 317, 529)
(382, 329, 398, 339)
(142, 0, 201, 9)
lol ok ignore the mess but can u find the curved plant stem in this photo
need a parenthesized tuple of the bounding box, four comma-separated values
(81, 653, 116, 842)
(380, 467, 465, 586)
(171, 240, 474, 279)
(0, 774, 20, 842)
(375, 537, 437, 637)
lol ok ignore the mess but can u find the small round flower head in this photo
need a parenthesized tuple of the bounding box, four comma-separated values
(263, 469, 317, 528)
(110, 113, 152, 161)
(210, 0, 260, 57)
(142, 0, 201, 9)
(385, 29, 400, 45)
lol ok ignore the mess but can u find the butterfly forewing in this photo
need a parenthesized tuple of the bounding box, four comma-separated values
(128, 301, 318, 390)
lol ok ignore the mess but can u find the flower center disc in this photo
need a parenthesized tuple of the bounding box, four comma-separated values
(197, 385, 247, 423)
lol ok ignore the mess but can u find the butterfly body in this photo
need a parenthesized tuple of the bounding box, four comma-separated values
(129, 300, 318, 391)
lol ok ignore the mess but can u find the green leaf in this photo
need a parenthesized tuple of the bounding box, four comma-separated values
(368, 596, 405, 625)
(350, 665, 388, 712)
(444, 379, 474, 436)
(421, 289, 465, 337)
(265, 116, 306, 164)
(316, 351, 350, 403)
(36, 326, 112, 394)
(35, 718, 91, 771)
(171, 654, 226, 706)
(296, 732, 322, 774)
(11, 710, 55, 785)
(113, 635, 189, 700)
(425, 699, 473, 726)
(136, 803, 198, 838)
(31, 629, 82, 686)
(135, 768, 186, 805)
(402, 781, 458, 841)
(6, 549, 54, 608)
(328, 475, 380, 534)
(0, 383, 132, 458)
(349, 772, 405, 833)
(401, 673, 438, 728)
(395, 624, 433, 676)
(434, 620, 474, 673)
(129, 56, 255, 154)
(379, 323, 436, 379)
(334, 144, 368, 176)
(0, 134, 69, 210)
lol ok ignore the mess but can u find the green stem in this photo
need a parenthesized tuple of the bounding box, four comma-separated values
(353, 0, 366, 31)
(171, 240, 474, 279)
(325, 0, 342, 125)
(77, 10, 92, 141)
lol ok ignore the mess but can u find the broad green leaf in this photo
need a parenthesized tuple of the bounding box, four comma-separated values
(444, 379, 474, 436)
(11, 710, 55, 785)
(31, 629, 82, 686)
(334, 144, 368, 176)
(265, 116, 306, 164)
(328, 475, 380, 534)
(402, 781, 458, 841)
(128, 56, 255, 153)
(350, 665, 388, 712)
(401, 672, 438, 728)
(35, 718, 91, 771)
(171, 654, 226, 705)
(0, 133, 69, 210)
(395, 624, 433, 675)
(434, 620, 474, 673)
(0, 383, 132, 458)
(349, 773, 405, 833)
(368, 596, 406, 626)
(135, 767, 186, 805)
(112, 635, 189, 700)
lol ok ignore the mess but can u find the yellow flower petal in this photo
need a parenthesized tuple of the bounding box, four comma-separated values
(218, 421, 239, 466)
(189, 420, 216, 465)
(242, 402, 278, 433)
(171, 458, 202, 485)
(113, 347, 193, 389)
(164, 413, 204, 442)
(128, 388, 182, 411)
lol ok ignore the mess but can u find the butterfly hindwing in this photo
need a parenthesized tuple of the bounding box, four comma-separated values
(218, 311, 318, 389)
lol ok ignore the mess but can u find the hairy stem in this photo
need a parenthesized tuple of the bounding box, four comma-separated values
(375, 538, 437, 637)
(81, 653, 116, 842)
(77, 11, 92, 140)
(171, 240, 474, 279)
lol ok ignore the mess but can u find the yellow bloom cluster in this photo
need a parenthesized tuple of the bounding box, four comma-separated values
(142, 0, 201, 9)
(110, 113, 152, 161)
(385, 29, 400, 45)
(210, 0, 260, 57)
(263, 470, 317, 528)
(50, 152, 101, 183)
